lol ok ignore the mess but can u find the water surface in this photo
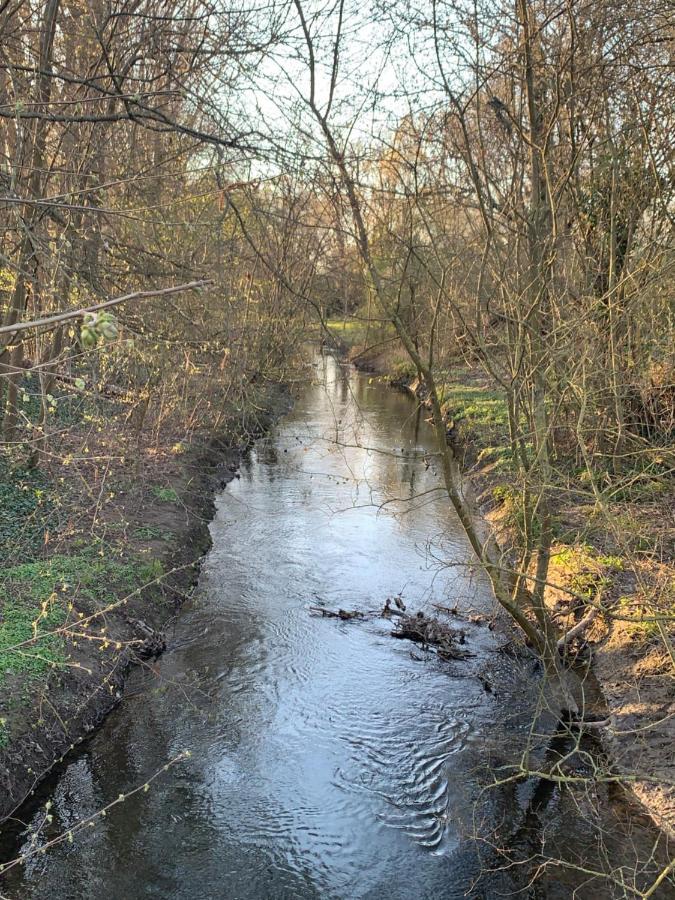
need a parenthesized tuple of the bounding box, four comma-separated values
(2, 354, 665, 899)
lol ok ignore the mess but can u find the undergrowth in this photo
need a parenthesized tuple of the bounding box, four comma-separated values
(0, 550, 165, 690)
(0, 459, 57, 559)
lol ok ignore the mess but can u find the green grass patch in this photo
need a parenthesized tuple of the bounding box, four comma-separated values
(389, 357, 418, 382)
(0, 550, 165, 688)
(325, 317, 393, 349)
(476, 445, 516, 472)
(438, 382, 509, 434)
(150, 485, 179, 503)
(0, 593, 66, 686)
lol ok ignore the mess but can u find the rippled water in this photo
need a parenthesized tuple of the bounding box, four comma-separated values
(2, 353, 667, 899)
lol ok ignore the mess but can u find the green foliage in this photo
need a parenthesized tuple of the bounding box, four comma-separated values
(150, 485, 180, 503)
(595, 553, 624, 571)
(476, 445, 515, 472)
(0, 459, 55, 556)
(0, 718, 8, 749)
(576, 452, 673, 503)
(325, 317, 393, 349)
(389, 357, 417, 382)
(550, 545, 622, 600)
(492, 484, 514, 504)
(80, 311, 119, 348)
(0, 267, 16, 293)
(0, 558, 69, 687)
(136, 558, 164, 582)
(569, 571, 610, 599)
(16, 373, 87, 427)
(0, 550, 166, 688)
(438, 382, 508, 434)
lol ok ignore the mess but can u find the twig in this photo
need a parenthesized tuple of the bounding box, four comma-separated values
(0, 280, 212, 338)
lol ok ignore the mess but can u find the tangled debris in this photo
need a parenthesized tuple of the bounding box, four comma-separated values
(390, 611, 475, 660)
(309, 597, 475, 661)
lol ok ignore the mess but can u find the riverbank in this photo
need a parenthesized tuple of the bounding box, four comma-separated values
(328, 321, 674, 837)
(0, 380, 292, 826)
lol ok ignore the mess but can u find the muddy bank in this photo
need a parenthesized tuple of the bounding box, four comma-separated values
(0, 383, 292, 826)
(341, 338, 674, 837)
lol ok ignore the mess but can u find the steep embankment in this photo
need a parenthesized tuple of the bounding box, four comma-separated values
(0, 383, 292, 825)
(327, 321, 674, 836)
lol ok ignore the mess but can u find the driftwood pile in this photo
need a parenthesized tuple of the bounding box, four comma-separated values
(390, 611, 475, 660)
(309, 597, 475, 661)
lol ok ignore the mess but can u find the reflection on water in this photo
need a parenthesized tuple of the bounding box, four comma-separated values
(0, 354, 669, 899)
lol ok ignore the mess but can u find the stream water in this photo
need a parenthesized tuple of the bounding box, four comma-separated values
(0, 353, 669, 899)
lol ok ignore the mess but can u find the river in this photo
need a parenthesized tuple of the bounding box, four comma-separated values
(0, 353, 668, 899)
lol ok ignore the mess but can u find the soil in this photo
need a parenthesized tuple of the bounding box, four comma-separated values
(0, 383, 292, 826)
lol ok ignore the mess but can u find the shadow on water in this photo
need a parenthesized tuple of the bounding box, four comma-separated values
(0, 353, 671, 899)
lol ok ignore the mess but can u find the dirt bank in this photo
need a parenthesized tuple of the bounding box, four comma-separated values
(0, 383, 292, 826)
(333, 331, 674, 837)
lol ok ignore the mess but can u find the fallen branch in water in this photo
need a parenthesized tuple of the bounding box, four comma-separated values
(433, 603, 491, 627)
(391, 611, 476, 660)
(307, 602, 476, 662)
(557, 605, 600, 651)
(309, 606, 365, 620)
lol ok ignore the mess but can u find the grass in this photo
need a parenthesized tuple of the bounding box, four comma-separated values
(0, 550, 165, 690)
(437, 381, 509, 433)
(0, 593, 66, 687)
(150, 485, 179, 503)
(325, 317, 393, 349)
(548, 545, 624, 602)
